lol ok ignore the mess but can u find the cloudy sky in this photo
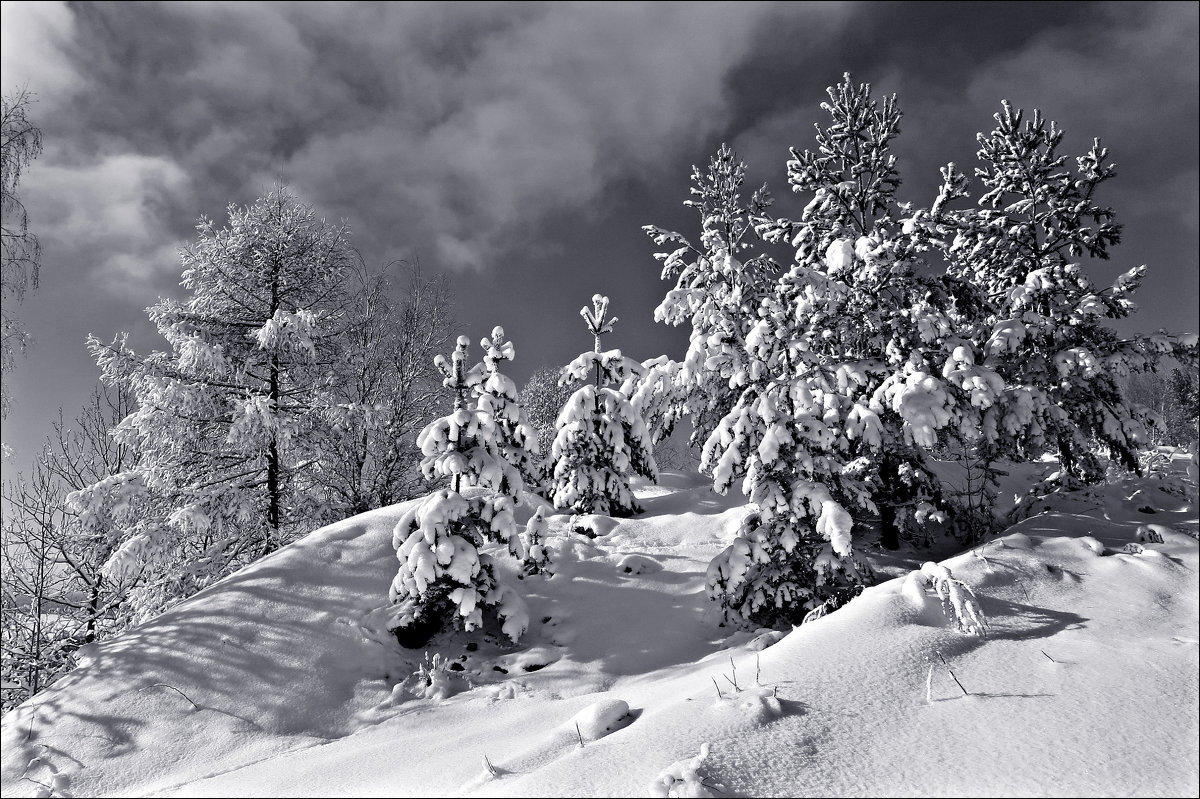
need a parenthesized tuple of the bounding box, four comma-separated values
(1, 1, 1197, 469)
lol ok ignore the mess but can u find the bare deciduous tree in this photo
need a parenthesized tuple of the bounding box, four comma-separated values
(311, 260, 454, 520)
(1, 385, 143, 711)
(1, 88, 43, 418)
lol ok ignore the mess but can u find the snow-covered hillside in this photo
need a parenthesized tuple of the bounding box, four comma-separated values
(2, 465, 1197, 797)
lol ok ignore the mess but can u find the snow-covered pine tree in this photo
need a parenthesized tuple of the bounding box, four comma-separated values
(78, 187, 359, 619)
(763, 74, 961, 552)
(703, 374, 873, 627)
(931, 101, 1198, 493)
(701, 74, 981, 626)
(476, 326, 545, 498)
(388, 335, 530, 647)
(644, 143, 778, 450)
(550, 295, 657, 517)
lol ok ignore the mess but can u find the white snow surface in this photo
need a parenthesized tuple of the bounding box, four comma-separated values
(2, 466, 1198, 797)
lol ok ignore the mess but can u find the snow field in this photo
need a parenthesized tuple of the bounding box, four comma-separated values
(1, 468, 1196, 797)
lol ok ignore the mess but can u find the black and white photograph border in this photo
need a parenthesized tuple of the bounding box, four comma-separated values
(1, 2, 1197, 797)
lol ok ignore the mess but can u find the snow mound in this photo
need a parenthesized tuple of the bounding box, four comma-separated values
(648, 743, 719, 798)
(568, 697, 635, 742)
(616, 553, 664, 574)
(568, 513, 620, 538)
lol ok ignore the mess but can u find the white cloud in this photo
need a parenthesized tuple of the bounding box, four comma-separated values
(0, 1, 79, 97)
(25, 151, 192, 287)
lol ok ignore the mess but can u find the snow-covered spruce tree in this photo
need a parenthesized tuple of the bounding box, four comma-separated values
(550, 294, 657, 517)
(476, 326, 545, 498)
(78, 187, 358, 619)
(703, 374, 873, 627)
(930, 101, 1197, 493)
(644, 143, 778, 450)
(388, 335, 530, 647)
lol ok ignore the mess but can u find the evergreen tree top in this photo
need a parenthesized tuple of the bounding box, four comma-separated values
(480, 326, 515, 373)
(581, 294, 617, 342)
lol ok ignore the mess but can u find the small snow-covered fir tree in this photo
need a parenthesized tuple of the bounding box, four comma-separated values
(388, 335, 530, 647)
(476, 326, 545, 498)
(644, 144, 778, 449)
(929, 101, 1197, 495)
(550, 295, 657, 517)
(703, 376, 874, 626)
(521, 507, 552, 576)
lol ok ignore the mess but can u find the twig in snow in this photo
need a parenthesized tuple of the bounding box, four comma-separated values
(728, 656, 739, 691)
(19, 776, 54, 795)
(1040, 649, 1057, 663)
(482, 753, 498, 778)
(925, 663, 935, 704)
(711, 676, 723, 699)
(575, 722, 585, 748)
(755, 654, 761, 686)
(141, 683, 200, 710)
(936, 651, 970, 696)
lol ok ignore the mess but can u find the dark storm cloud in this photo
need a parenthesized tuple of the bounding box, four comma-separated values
(0, 1, 1195, 470)
(7, 1, 852, 279)
(720, 1, 1197, 332)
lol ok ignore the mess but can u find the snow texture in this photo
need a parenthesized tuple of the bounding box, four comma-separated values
(2, 462, 1197, 799)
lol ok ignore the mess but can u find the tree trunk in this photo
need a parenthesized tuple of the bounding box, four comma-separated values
(85, 582, 100, 644)
(879, 502, 900, 551)
(878, 453, 901, 551)
(266, 269, 282, 555)
(268, 364, 282, 551)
